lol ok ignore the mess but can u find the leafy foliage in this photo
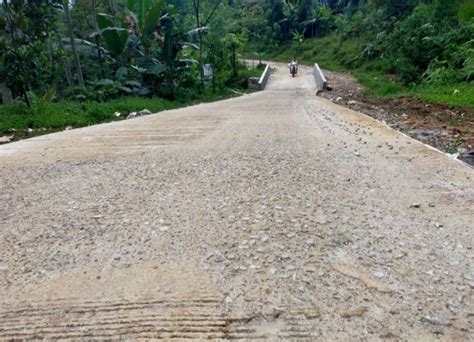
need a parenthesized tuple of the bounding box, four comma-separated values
(0, 0, 264, 137)
(0, 0, 62, 105)
(95, 14, 129, 57)
(2, 0, 471, 106)
(235, 0, 473, 88)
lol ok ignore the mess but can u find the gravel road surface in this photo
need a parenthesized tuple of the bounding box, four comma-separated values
(0, 63, 473, 340)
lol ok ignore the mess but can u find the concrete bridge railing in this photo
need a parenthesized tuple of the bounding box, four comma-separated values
(313, 63, 327, 90)
(247, 63, 271, 91)
(257, 64, 271, 90)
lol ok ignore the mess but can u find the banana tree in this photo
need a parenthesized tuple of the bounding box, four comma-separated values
(90, 0, 173, 96)
(280, 0, 298, 41)
(291, 29, 305, 52)
(126, 0, 166, 57)
(91, 0, 166, 58)
(92, 0, 168, 67)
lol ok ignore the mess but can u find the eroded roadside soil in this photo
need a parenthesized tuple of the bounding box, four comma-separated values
(319, 69, 474, 165)
(0, 63, 472, 340)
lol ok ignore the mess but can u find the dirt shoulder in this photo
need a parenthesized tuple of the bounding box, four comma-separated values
(319, 69, 474, 165)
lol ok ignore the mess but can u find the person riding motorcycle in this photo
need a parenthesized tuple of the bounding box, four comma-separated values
(288, 58, 298, 76)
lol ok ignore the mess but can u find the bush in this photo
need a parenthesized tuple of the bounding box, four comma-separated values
(461, 52, 474, 81)
(380, 3, 474, 84)
(423, 65, 460, 84)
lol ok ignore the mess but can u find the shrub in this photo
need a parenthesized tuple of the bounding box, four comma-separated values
(423, 65, 460, 84)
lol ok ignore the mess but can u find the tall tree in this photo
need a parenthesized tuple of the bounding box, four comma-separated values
(54, 29, 74, 86)
(92, 0, 104, 78)
(0, 0, 61, 105)
(298, 0, 313, 24)
(64, 0, 85, 86)
(191, 0, 223, 87)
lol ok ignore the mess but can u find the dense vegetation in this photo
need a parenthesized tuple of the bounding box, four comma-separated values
(0, 0, 261, 135)
(0, 0, 473, 138)
(239, 0, 473, 107)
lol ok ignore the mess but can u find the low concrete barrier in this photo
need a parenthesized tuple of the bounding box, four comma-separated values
(258, 64, 271, 90)
(313, 63, 327, 90)
(248, 63, 271, 91)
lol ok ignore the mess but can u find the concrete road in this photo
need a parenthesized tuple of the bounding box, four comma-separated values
(0, 63, 472, 340)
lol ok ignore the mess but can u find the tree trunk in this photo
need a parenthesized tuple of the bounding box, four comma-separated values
(92, 0, 104, 79)
(64, 0, 85, 87)
(55, 30, 73, 86)
(22, 88, 31, 107)
(47, 38, 62, 100)
(232, 44, 236, 76)
(193, 0, 204, 91)
(192, 0, 222, 92)
(199, 33, 203, 86)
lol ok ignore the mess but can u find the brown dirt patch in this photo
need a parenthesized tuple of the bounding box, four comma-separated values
(320, 69, 474, 165)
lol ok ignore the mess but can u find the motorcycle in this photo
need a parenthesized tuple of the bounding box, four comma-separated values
(289, 62, 298, 77)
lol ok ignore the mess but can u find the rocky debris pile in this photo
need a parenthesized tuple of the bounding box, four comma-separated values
(126, 109, 153, 120)
(0, 135, 14, 144)
(460, 150, 474, 164)
(248, 77, 260, 90)
(0, 127, 54, 144)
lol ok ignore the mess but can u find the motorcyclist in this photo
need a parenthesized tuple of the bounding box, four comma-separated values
(288, 57, 298, 75)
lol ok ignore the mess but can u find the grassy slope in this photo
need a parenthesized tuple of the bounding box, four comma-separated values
(0, 87, 256, 137)
(262, 34, 474, 110)
(0, 97, 179, 135)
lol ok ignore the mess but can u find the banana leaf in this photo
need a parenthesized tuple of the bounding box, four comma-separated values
(96, 13, 128, 57)
(127, 0, 165, 36)
(134, 57, 167, 76)
(182, 42, 200, 50)
(143, 0, 165, 35)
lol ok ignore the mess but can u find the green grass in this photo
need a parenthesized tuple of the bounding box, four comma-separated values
(263, 34, 474, 110)
(0, 60, 262, 138)
(409, 83, 474, 109)
(352, 70, 406, 97)
(354, 70, 474, 108)
(0, 97, 180, 135)
(255, 33, 363, 71)
(0, 89, 251, 137)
